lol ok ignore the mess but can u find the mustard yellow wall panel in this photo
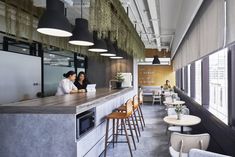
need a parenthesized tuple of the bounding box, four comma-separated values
(138, 65, 175, 86)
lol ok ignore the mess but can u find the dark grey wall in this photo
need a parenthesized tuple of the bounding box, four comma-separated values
(87, 56, 133, 88)
(87, 58, 110, 88)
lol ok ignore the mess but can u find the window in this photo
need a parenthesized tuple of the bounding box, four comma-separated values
(209, 48, 228, 124)
(43, 49, 75, 67)
(195, 60, 202, 104)
(188, 64, 191, 96)
(182, 67, 185, 90)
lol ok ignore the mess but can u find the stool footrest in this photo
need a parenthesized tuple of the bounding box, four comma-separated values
(107, 141, 128, 144)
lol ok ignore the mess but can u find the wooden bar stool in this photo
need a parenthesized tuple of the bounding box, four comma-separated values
(119, 95, 145, 132)
(133, 95, 144, 131)
(116, 99, 140, 143)
(104, 99, 136, 157)
(138, 90, 146, 127)
(117, 98, 141, 137)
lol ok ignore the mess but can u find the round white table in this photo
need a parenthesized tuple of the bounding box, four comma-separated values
(163, 100, 185, 105)
(163, 115, 201, 133)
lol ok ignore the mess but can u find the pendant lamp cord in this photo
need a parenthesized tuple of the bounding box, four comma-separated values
(81, 0, 83, 18)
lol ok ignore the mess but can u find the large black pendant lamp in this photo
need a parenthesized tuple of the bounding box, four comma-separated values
(69, 18, 94, 46)
(37, 0, 72, 37)
(69, 0, 94, 46)
(100, 39, 116, 57)
(88, 32, 108, 52)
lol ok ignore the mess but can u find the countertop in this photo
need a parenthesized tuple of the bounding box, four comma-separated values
(0, 88, 133, 114)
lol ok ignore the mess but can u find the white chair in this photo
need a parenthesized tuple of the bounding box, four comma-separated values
(189, 149, 232, 157)
(169, 132, 210, 157)
(167, 107, 190, 116)
(152, 90, 162, 105)
(167, 108, 192, 133)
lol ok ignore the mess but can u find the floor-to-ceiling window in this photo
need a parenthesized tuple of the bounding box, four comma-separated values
(195, 60, 202, 104)
(182, 67, 185, 90)
(187, 64, 191, 96)
(209, 48, 228, 124)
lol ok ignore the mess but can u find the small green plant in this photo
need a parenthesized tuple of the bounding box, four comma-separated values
(175, 104, 183, 114)
(115, 73, 124, 82)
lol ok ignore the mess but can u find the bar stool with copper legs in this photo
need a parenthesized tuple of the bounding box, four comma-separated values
(133, 95, 144, 131)
(116, 99, 140, 143)
(138, 90, 146, 127)
(116, 99, 141, 138)
(104, 99, 136, 157)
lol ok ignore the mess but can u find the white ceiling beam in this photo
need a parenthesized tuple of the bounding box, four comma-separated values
(122, 1, 149, 43)
(147, 0, 161, 48)
(133, 0, 152, 44)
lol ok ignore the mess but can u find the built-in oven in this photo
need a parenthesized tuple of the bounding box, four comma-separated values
(76, 108, 95, 139)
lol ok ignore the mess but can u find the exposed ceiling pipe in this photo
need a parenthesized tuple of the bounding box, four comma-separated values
(169, 35, 174, 50)
(147, 0, 161, 49)
(122, 2, 149, 43)
(133, 0, 151, 44)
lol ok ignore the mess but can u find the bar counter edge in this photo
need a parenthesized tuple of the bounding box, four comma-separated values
(0, 87, 136, 157)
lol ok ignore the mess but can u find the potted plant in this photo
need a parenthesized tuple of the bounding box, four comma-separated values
(115, 73, 124, 89)
(175, 104, 183, 120)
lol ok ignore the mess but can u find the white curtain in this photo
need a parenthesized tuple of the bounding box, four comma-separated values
(226, 0, 235, 45)
(173, 0, 225, 70)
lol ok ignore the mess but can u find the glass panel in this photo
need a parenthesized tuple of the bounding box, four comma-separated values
(195, 60, 202, 104)
(209, 48, 228, 124)
(188, 64, 191, 96)
(182, 67, 185, 90)
(44, 51, 74, 67)
(43, 49, 76, 96)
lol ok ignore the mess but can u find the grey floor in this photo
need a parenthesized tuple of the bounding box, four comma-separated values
(101, 103, 171, 157)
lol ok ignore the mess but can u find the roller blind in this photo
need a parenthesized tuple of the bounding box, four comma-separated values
(173, 0, 225, 70)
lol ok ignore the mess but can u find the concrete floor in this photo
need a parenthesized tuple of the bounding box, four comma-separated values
(101, 103, 171, 157)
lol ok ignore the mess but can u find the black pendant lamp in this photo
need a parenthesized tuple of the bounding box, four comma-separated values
(69, 0, 94, 46)
(100, 40, 116, 57)
(88, 32, 108, 52)
(37, 0, 72, 37)
(69, 18, 94, 46)
(152, 55, 160, 64)
(110, 42, 123, 59)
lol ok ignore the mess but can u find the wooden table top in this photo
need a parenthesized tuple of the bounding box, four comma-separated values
(0, 88, 133, 114)
(163, 115, 201, 126)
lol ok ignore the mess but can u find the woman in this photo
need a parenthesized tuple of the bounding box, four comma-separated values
(163, 80, 171, 90)
(74, 71, 90, 93)
(56, 71, 78, 96)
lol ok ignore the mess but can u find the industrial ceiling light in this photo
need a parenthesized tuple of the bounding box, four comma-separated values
(152, 55, 160, 64)
(69, 0, 94, 46)
(69, 18, 94, 46)
(110, 43, 124, 59)
(100, 40, 116, 57)
(88, 36, 108, 52)
(37, 0, 72, 37)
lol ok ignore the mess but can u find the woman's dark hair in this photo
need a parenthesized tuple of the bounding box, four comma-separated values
(63, 71, 76, 78)
(77, 71, 88, 83)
